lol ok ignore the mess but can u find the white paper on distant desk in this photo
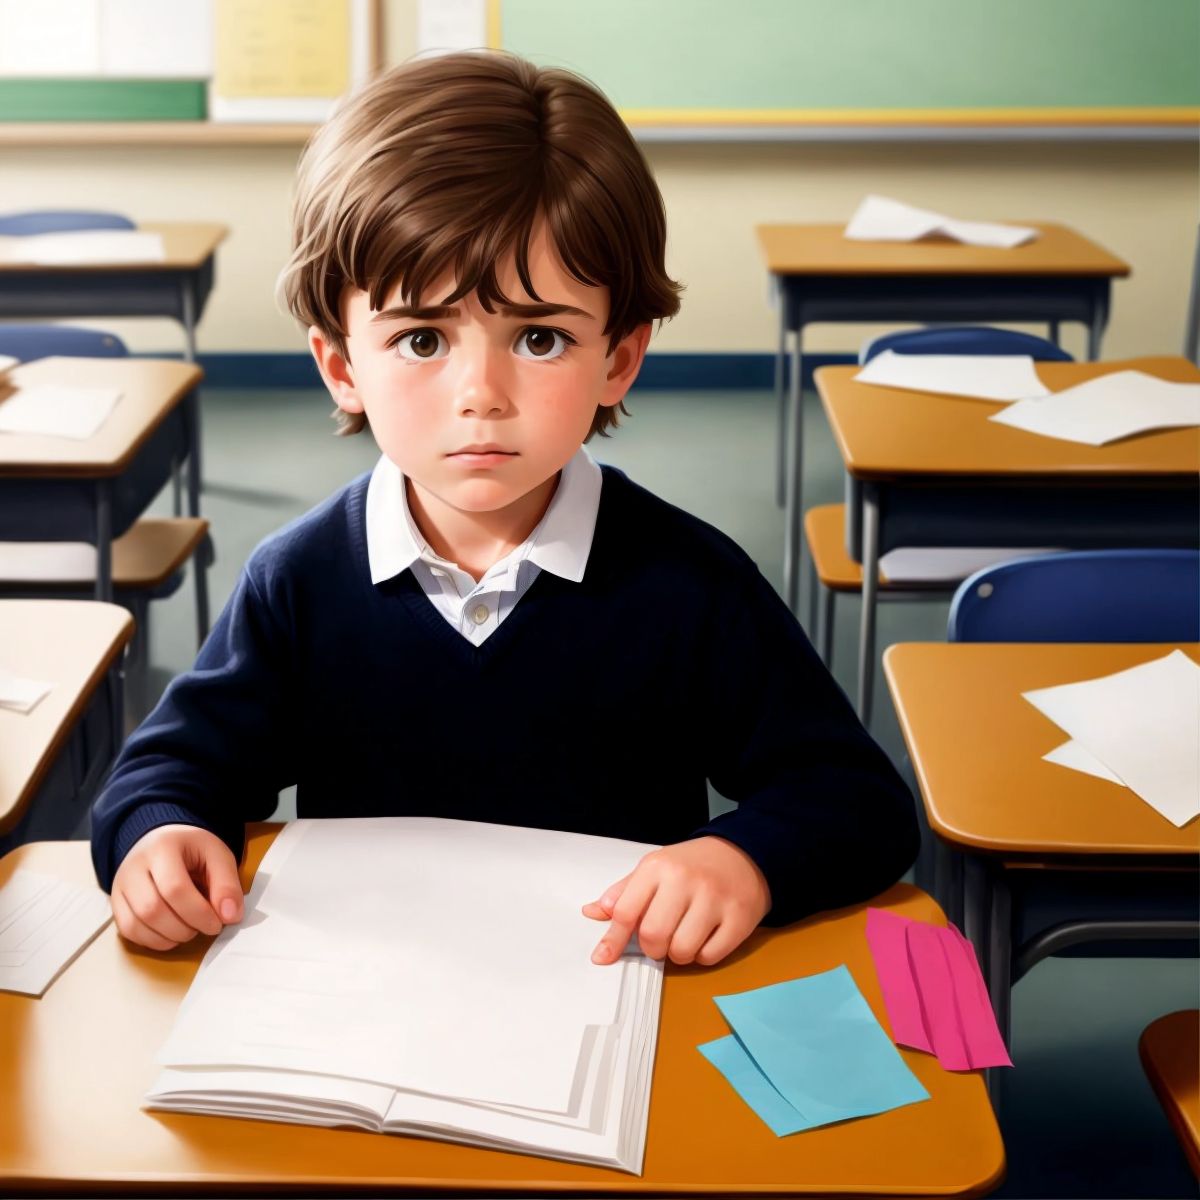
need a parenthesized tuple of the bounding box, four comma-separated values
(1023, 651, 1200, 827)
(854, 350, 1050, 402)
(0, 869, 112, 995)
(0, 666, 54, 712)
(0, 384, 121, 439)
(878, 546, 1059, 584)
(989, 371, 1200, 445)
(844, 195, 1038, 248)
(0, 230, 165, 265)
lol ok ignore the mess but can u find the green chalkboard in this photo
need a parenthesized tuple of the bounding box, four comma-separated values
(498, 0, 1199, 123)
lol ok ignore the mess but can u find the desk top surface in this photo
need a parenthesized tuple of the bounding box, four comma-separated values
(817, 356, 1200, 480)
(0, 356, 201, 477)
(0, 601, 132, 831)
(755, 222, 1130, 278)
(0, 830, 1005, 1197)
(884, 642, 1200, 858)
(0, 221, 228, 273)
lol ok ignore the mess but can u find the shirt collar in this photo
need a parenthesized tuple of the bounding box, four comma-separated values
(365, 446, 602, 586)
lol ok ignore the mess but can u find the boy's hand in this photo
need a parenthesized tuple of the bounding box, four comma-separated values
(582, 836, 770, 968)
(109, 824, 244, 952)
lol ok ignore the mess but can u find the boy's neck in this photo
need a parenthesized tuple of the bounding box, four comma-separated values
(405, 473, 561, 583)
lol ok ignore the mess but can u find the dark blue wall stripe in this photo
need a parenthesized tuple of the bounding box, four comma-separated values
(138, 351, 857, 392)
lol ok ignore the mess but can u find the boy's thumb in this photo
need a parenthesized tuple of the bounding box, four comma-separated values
(204, 846, 244, 924)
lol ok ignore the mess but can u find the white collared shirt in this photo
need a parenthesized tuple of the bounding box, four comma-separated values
(364, 447, 602, 644)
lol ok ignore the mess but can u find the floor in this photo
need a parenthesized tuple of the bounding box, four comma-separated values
(133, 381, 1198, 1199)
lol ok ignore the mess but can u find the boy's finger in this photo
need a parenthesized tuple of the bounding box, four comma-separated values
(591, 872, 657, 965)
(112, 890, 180, 952)
(631, 886, 692, 961)
(149, 857, 223, 937)
(123, 870, 199, 944)
(200, 843, 245, 924)
(581, 872, 629, 917)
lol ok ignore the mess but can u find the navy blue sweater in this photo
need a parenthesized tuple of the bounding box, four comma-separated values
(91, 467, 918, 924)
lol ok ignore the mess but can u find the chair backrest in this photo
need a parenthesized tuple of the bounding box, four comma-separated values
(0, 324, 128, 362)
(860, 325, 1074, 365)
(0, 210, 135, 236)
(948, 550, 1200, 643)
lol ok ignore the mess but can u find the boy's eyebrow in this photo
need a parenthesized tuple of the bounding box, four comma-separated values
(371, 301, 596, 323)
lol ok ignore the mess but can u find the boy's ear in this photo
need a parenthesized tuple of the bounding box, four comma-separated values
(308, 325, 364, 414)
(599, 323, 653, 409)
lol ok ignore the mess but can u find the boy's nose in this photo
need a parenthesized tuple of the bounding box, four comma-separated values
(456, 351, 511, 417)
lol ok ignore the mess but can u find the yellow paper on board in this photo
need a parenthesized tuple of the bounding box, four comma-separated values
(214, 0, 350, 99)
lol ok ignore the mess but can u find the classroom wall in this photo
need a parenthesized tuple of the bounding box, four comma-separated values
(0, 2, 1194, 366)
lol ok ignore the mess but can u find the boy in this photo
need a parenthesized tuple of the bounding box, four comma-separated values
(91, 51, 917, 968)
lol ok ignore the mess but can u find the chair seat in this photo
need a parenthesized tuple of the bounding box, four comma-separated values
(805, 505, 1056, 592)
(1139, 1010, 1200, 1178)
(0, 518, 209, 591)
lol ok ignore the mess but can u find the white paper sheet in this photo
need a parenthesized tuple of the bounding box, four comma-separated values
(0, 355, 17, 375)
(0, 231, 165, 265)
(879, 546, 1058, 584)
(0, 666, 54, 713)
(0, 542, 97, 583)
(989, 370, 1200, 446)
(158, 818, 657, 1112)
(854, 350, 1050, 402)
(1023, 651, 1200, 827)
(0, 869, 112, 995)
(1044, 740, 1126, 786)
(0, 385, 121, 439)
(844, 195, 1038, 248)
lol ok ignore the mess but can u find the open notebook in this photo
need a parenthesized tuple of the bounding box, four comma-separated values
(145, 817, 664, 1174)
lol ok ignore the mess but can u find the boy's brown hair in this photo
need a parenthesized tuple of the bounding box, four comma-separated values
(279, 51, 682, 438)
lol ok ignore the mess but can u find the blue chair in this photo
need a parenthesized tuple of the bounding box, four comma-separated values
(805, 326, 1073, 688)
(0, 211, 135, 236)
(0, 324, 212, 715)
(942, 548, 1200, 1053)
(949, 549, 1200, 643)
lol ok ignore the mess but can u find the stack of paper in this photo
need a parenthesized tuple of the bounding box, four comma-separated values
(0, 385, 121, 439)
(0, 666, 53, 713)
(844, 195, 1037, 248)
(0, 230, 165, 265)
(1024, 650, 1200, 827)
(989, 371, 1200, 445)
(865, 910, 1011, 1072)
(697, 964, 928, 1135)
(854, 350, 1049, 402)
(145, 818, 664, 1174)
(0, 869, 112, 996)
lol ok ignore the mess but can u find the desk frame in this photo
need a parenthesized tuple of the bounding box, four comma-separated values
(771, 272, 1113, 617)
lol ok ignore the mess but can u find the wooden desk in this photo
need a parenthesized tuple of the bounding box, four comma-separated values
(0, 830, 1005, 1197)
(1140, 1010, 1200, 1179)
(0, 356, 203, 600)
(820, 356, 1200, 719)
(756, 220, 1131, 614)
(884, 642, 1200, 1050)
(0, 222, 227, 360)
(0, 601, 131, 848)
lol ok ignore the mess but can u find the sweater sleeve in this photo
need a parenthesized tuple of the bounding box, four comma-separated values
(692, 561, 919, 927)
(89, 555, 294, 892)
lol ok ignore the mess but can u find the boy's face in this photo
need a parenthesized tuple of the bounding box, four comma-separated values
(309, 223, 649, 520)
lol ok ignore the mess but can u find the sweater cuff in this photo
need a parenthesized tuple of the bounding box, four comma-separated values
(100, 803, 237, 893)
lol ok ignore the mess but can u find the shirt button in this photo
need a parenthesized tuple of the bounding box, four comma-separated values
(471, 604, 490, 625)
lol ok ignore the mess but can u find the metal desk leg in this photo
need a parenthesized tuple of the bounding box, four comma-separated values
(180, 275, 203, 506)
(855, 483, 879, 723)
(819, 583, 835, 666)
(94, 480, 113, 603)
(986, 870, 1013, 1048)
(782, 330, 805, 616)
(775, 292, 787, 509)
(184, 388, 202, 518)
(934, 838, 964, 927)
(962, 854, 991, 979)
(1047, 320, 1061, 348)
(1087, 284, 1111, 362)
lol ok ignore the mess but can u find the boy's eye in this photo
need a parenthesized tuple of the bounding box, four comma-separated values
(514, 326, 574, 361)
(394, 329, 446, 361)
